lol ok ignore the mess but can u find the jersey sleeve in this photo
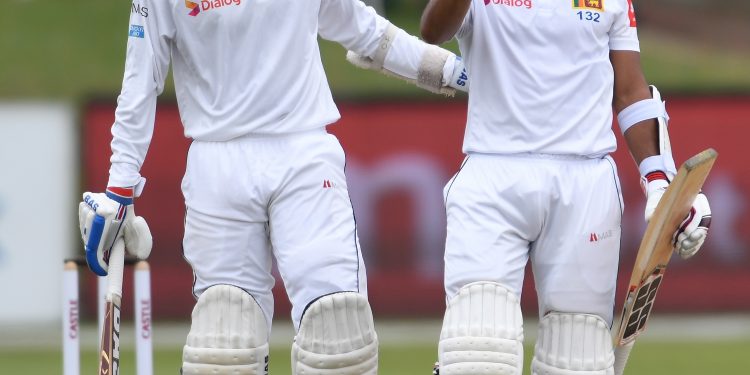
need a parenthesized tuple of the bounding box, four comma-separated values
(455, 2, 474, 40)
(108, 0, 175, 191)
(609, 0, 640, 51)
(318, 0, 389, 58)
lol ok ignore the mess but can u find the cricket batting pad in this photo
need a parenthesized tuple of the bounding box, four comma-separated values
(182, 285, 269, 375)
(439, 282, 524, 375)
(532, 313, 614, 375)
(292, 292, 378, 375)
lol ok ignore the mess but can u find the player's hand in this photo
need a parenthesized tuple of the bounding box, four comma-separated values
(673, 193, 711, 259)
(643, 171, 711, 259)
(79, 187, 152, 275)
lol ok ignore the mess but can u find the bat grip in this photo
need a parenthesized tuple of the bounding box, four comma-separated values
(107, 238, 126, 300)
(613, 341, 634, 375)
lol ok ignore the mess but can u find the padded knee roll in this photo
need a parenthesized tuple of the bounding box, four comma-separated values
(292, 292, 378, 375)
(439, 282, 524, 375)
(182, 285, 269, 375)
(531, 313, 614, 375)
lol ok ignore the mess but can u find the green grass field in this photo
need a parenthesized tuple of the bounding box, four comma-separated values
(2, 341, 749, 374)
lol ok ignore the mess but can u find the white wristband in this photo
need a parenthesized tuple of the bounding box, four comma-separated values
(639, 155, 677, 181)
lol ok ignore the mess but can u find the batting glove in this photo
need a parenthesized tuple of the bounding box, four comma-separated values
(643, 171, 712, 259)
(79, 187, 152, 275)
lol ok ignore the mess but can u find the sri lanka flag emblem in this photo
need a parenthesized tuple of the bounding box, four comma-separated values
(186, 0, 200, 16)
(573, 0, 603, 11)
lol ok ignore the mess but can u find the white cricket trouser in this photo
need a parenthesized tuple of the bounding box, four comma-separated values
(444, 153, 623, 324)
(182, 128, 367, 330)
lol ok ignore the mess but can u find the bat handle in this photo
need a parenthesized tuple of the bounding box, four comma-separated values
(107, 238, 126, 300)
(613, 341, 634, 375)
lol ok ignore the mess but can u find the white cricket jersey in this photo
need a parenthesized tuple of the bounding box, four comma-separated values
(457, 0, 640, 157)
(109, 0, 390, 188)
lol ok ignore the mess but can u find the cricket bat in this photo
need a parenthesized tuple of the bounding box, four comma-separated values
(99, 238, 125, 375)
(612, 148, 717, 375)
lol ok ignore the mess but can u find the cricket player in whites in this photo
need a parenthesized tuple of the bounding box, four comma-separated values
(77, 0, 468, 374)
(421, 0, 712, 374)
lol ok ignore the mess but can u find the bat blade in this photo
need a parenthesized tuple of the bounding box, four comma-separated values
(99, 239, 125, 375)
(613, 148, 717, 374)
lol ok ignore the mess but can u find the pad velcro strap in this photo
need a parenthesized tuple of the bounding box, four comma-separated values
(371, 23, 398, 70)
(617, 98, 667, 135)
(182, 346, 269, 374)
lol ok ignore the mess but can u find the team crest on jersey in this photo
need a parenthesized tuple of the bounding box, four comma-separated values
(572, 0, 603, 11)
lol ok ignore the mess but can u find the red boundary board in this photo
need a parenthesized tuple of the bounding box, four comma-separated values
(82, 98, 749, 319)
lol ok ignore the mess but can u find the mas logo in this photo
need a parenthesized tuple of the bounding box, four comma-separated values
(131, 3, 148, 17)
(573, 0, 603, 11)
(186, 0, 241, 16)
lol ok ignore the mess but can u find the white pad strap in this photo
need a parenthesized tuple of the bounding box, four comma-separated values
(370, 23, 398, 70)
(439, 282, 524, 375)
(182, 285, 269, 375)
(616, 98, 666, 135)
(619, 85, 677, 178)
(651, 85, 677, 178)
(292, 292, 378, 375)
(418, 45, 451, 94)
(531, 313, 614, 375)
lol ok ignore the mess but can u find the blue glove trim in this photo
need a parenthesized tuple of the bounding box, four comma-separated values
(85, 214, 108, 276)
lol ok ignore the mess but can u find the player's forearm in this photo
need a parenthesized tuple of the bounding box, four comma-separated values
(612, 50, 659, 165)
(618, 86, 659, 165)
(420, 0, 472, 44)
(622, 120, 658, 165)
(107, 3, 173, 192)
(108, 92, 158, 191)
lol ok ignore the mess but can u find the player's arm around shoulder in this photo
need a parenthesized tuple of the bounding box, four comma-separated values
(420, 0, 472, 44)
(329, 0, 470, 94)
(611, 51, 712, 260)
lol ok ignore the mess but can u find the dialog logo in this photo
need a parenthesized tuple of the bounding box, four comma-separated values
(187, 0, 242, 16)
(485, 0, 533, 9)
(186, 0, 200, 16)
